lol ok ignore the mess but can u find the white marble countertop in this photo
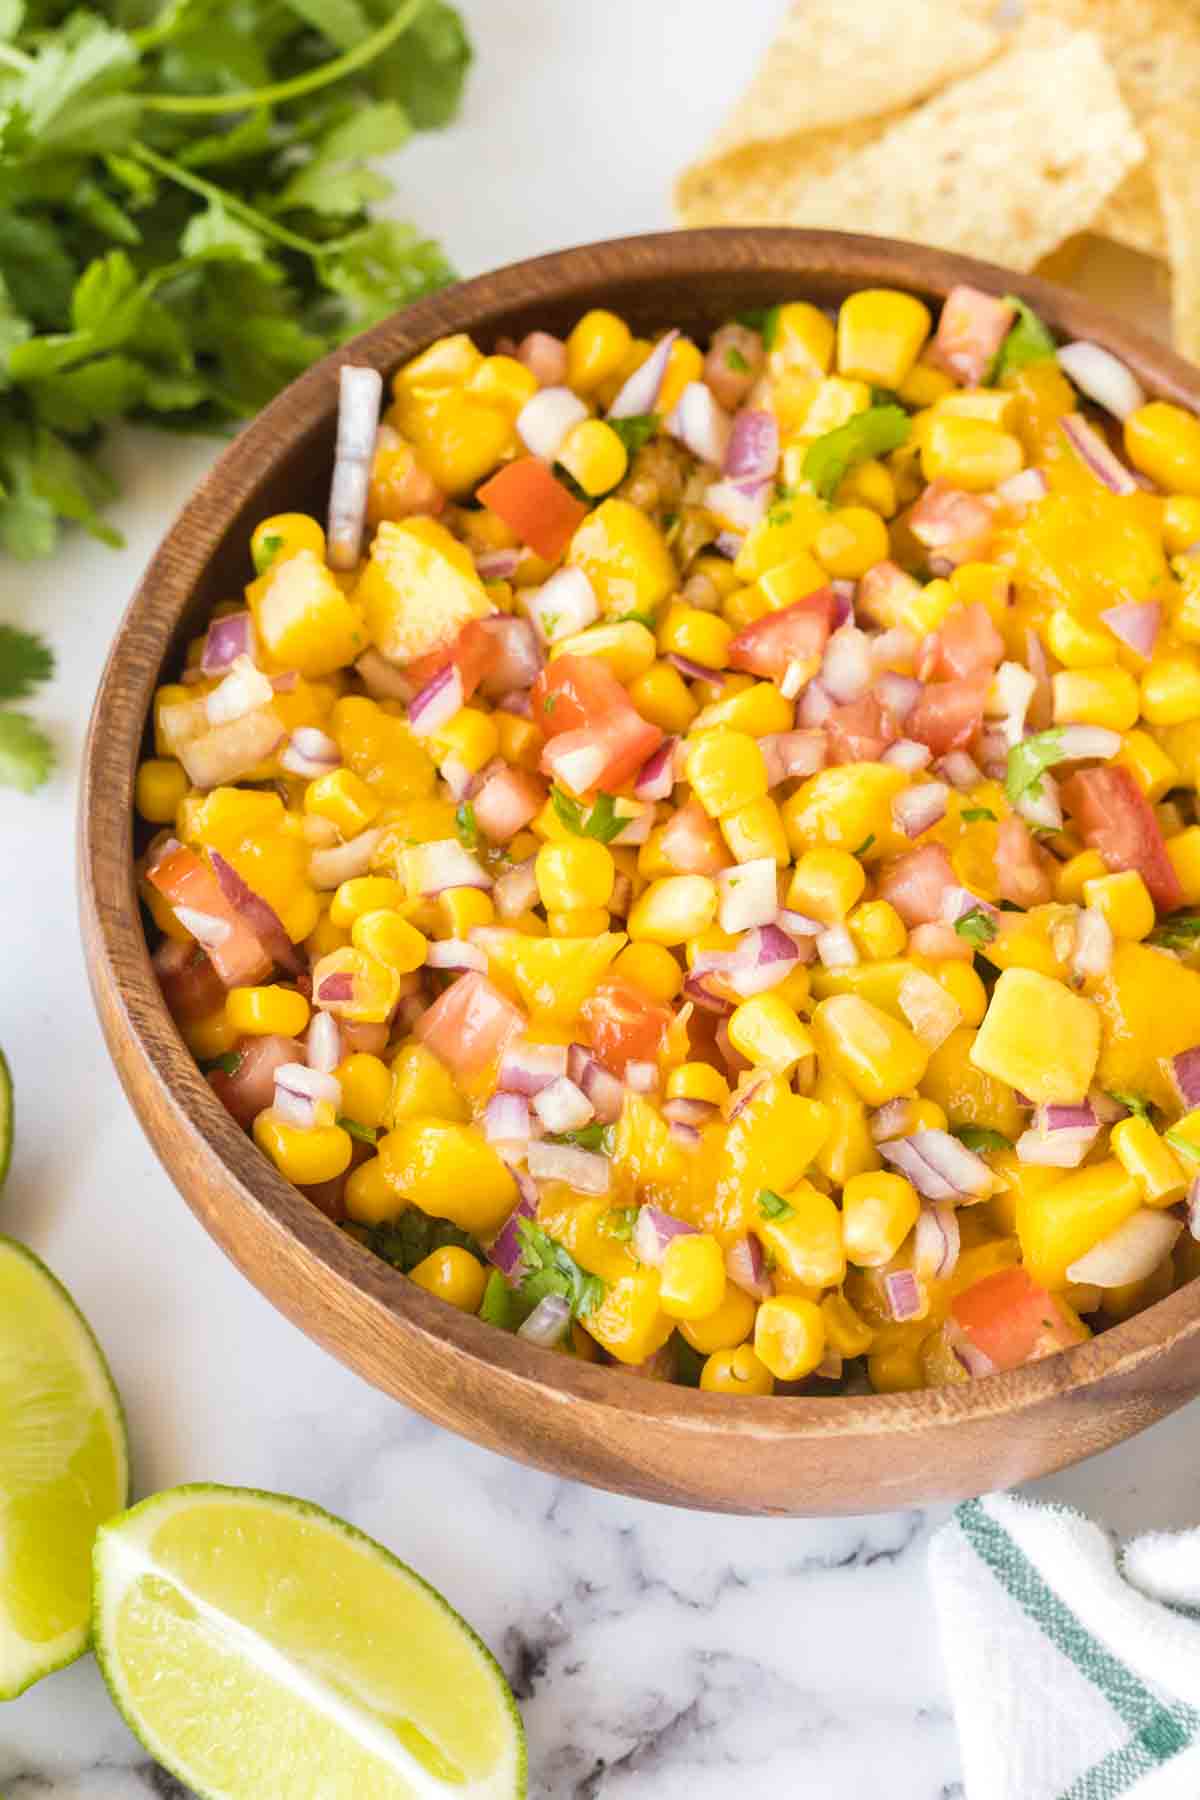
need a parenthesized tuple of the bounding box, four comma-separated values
(0, 3, 1192, 1794)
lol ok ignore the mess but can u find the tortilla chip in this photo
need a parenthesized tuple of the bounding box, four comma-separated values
(676, 0, 1004, 227)
(702, 34, 1143, 275)
(1145, 110, 1200, 363)
(1094, 170, 1165, 260)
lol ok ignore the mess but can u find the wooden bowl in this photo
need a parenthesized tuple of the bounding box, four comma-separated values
(80, 229, 1200, 1515)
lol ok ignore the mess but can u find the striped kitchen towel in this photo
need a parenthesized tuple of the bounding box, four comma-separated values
(930, 1493, 1200, 1800)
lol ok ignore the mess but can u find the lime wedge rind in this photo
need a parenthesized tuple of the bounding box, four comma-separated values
(0, 1234, 130, 1700)
(93, 1483, 526, 1800)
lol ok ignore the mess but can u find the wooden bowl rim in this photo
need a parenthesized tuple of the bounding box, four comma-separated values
(81, 226, 1200, 1448)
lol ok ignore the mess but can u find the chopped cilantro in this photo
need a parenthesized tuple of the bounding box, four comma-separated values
(543, 691, 559, 715)
(617, 609, 659, 630)
(757, 1188, 794, 1221)
(803, 405, 911, 503)
(516, 1219, 606, 1318)
(991, 296, 1058, 381)
(952, 1125, 1011, 1153)
(955, 907, 998, 949)
(961, 806, 997, 823)
(598, 1205, 639, 1242)
(539, 610, 562, 639)
(870, 386, 901, 408)
(550, 785, 626, 844)
(455, 800, 478, 851)
(726, 346, 750, 373)
(479, 1269, 515, 1330)
(853, 834, 876, 857)
(551, 1122, 615, 1155)
(1165, 1130, 1200, 1165)
(338, 1116, 378, 1146)
(252, 533, 284, 576)
(202, 1050, 244, 1077)
(607, 414, 659, 457)
(1148, 914, 1200, 951)
(736, 305, 781, 348)
(553, 464, 590, 503)
(1004, 727, 1067, 806)
(365, 1213, 483, 1276)
(1108, 1090, 1151, 1121)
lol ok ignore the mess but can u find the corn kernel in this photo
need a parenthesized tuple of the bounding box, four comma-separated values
(306, 906, 351, 960)
(757, 551, 828, 612)
(769, 301, 835, 377)
(395, 333, 481, 391)
(1045, 609, 1117, 669)
(926, 961, 987, 1028)
(921, 416, 1024, 491)
(1082, 870, 1155, 942)
(897, 359, 956, 408)
(665, 1062, 730, 1107)
(250, 512, 325, 575)
(1141, 650, 1200, 726)
(551, 620, 658, 684)
(1055, 848, 1109, 905)
(728, 994, 816, 1076)
(657, 336, 705, 413)
(837, 456, 898, 516)
(659, 1233, 727, 1320)
(330, 876, 404, 928)
(627, 875, 718, 946)
(679, 1284, 756, 1354)
(335, 1052, 392, 1130)
(1125, 401, 1200, 496)
(1164, 826, 1200, 906)
(754, 1294, 826, 1381)
(813, 507, 890, 578)
(467, 354, 539, 414)
(565, 310, 633, 393)
(253, 1111, 352, 1185)
(790, 848, 867, 924)
(686, 729, 768, 818)
(691, 682, 795, 737)
(1052, 667, 1140, 731)
(1110, 1115, 1189, 1208)
(722, 584, 771, 630)
(842, 1170, 921, 1266)
(658, 604, 733, 669)
(547, 906, 610, 936)
(305, 768, 380, 837)
(350, 908, 427, 974)
(557, 418, 628, 496)
(182, 1009, 239, 1061)
(536, 839, 616, 912)
(699, 1343, 775, 1394)
(812, 994, 929, 1106)
(226, 985, 310, 1038)
(135, 758, 189, 825)
(759, 1183, 845, 1287)
(343, 1155, 401, 1225)
(821, 1291, 875, 1357)
(409, 1245, 488, 1312)
(614, 941, 684, 1002)
(437, 888, 494, 940)
(798, 375, 871, 436)
(837, 290, 931, 387)
(1165, 496, 1200, 555)
(721, 796, 789, 866)
(848, 899, 907, 959)
(627, 662, 698, 734)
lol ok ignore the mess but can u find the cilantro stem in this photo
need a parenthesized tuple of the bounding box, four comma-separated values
(139, 0, 425, 114)
(0, 43, 33, 71)
(130, 144, 327, 258)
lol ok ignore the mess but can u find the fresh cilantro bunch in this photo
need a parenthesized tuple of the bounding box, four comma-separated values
(0, 0, 470, 561)
(0, 623, 53, 789)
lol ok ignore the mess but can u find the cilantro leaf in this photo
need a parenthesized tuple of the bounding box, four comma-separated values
(598, 1206, 639, 1242)
(455, 800, 478, 851)
(951, 1125, 1011, 1153)
(607, 413, 658, 458)
(364, 1211, 483, 1275)
(201, 1050, 244, 1076)
(478, 1267, 514, 1329)
(803, 405, 911, 503)
(757, 1188, 794, 1221)
(338, 1116, 378, 1145)
(1108, 1090, 1151, 1121)
(853, 833, 875, 857)
(736, 305, 780, 347)
(550, 785, 626, 844)
(253, 532, 284, 576)
(725, 346, 750, 373)
(0, 625, 52, 701)
(1165, 1130, 1200, 1165)
(0, 711, 53, 791)
(961, 806, 997, 823)
(616, 609, 658, 630)
(991, 297, 1057, 381)
(1148, 914, 1200, 951)
(1005, 728, 1069, 805)
(551, 1123, 614, 1155)
(954, 907, 997, 949)
(516, 1219, 605, 1318)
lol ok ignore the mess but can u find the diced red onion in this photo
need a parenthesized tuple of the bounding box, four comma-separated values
(1057, 341, 1145, 421)
(796, 680, 834, 728)
(881, 1129, 994, 1200)
(611, 805, 654, 846)
(1072, 907, 1113, 983)
(425, 939, 485, 972)
(532, 1075, 594, 1134)
(1090, 1088, 1128, 1125)
(500, 1040, 568, 1096)
(609, 329, 679, 418)
(703, 477, 769, 534)
(567, 1043, 624, 1123)
(662, 1097, 720, 1128)
(477, 616, 543, 695)
(1057, 724, 1123, 763)
(712, 529, 745, 559)
(717, 857, 779, 934)
(473, 547, 521, 583)
(915, 1204, 960, 1282)
(518, 1293, 572, 1347)
(995, 467, 1048, 510)
(273, 1088, 317, 1130)
(625, 1060, 659, 1095)
(872, 626, 919, 671)
(1066, 1209, 1180, 1286)
(668, 1120, 702, 1150)
(205, 656, 274, 728)
(202, 612, 257, 675)
(725, 1233, 772, 1299)
(821, 627, 873, 704)
(407, 839, 491, 896)
(881, 737, 932, 774)
(760, 729, 826, 784)
(210, 851, 300, 975)
(1016, 1120, 1098, 1167)
(488, 1181, 539, 1280)
(309, 827, 384, 890)
(892, 782, 948, 839)
(280, 725, 341, 779)
(1100, 600, 1159, 660)
(526, 1140, 610, 1194)
(550, 737, 609, 795)
(939, 750, 983, 790)
(992, 661, 1037, 749)
(306, 1010, 341, 1074)
(1060, 413, 1137, 496)
(1015, 770, 1063, 833)
(1189, 1177, 1200, 1242)
(815, 925, 858, 970)
(871, 1098, 914, 1143)
(327, 365, 383, 570)
(315, 971, 354, 1005)
(667, 651, 724, 686)
(876, 673, 922, 725)
(683, 972, 733, 1015)
(778, 908, 824, 935)
(666, 381, 732, 465)
(1168, 1046, 1200, 1110)
(439, 754, 473, 803)
(830, 580, 856, 628)
(633, 1204, 697, 1266)
(634, 737, 679, 801)
(485, 1091, 533, 1158)
(939, 885, 998, 928)
(724, 408, 779, 485)
(884, 1269, 923, 1322)
(947, 1319, 997, 1379)
(696, 923, 803, 998)
(174, 906, 232, 948)
(493, 857, 538, 920)
(1040, 1102, 1099, 1131)
(898, 969, 961, 1050)
(355, 649, 413, 702)
(408, 662, 464, 738)
(517, 385, 589, 460)
(276, 1061, 341, 1109)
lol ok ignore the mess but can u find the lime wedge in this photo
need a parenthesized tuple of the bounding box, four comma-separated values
(94, 1485, 526, 1799)
(0, 1235, 129, 1698)
(0, 1048, 12, 1192)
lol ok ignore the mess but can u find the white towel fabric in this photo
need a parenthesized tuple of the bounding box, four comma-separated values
(930, 1494, 1200, 1800)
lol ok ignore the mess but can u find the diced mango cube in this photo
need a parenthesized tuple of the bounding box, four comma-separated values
(970, 969, 1100, 1105)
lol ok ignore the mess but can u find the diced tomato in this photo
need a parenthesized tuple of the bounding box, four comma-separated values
(824, 693, 897, 765)
(906, 671, 990, 757)
(476, 457, 588, 562)
(298, 1173, 349, 1222)
(533, 655, 662, 794)
(995, 815, 1055, 909)
(727, 588, 837, 680)
(209, 1034, 303, 1128)
(472, 763, 546, 843)
(153, 938, 226, 1025)
(146, 845, 273, 988)
(951, 1266, 1084, 1372)
(405, 616, 496, 697)
(876, 843, 956, 926)
(581, 975, 673, 1075)
(928, 286, 1016, 387)
(1062, 765, 1183, 914)
(660, 794, 731, 874)
(931, 602, 1005, 681)
(907, 482, 995, 567)
(415, 971, 525, 1082)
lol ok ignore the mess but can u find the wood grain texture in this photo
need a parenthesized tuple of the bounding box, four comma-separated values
(79, 229, 1200, 1515)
